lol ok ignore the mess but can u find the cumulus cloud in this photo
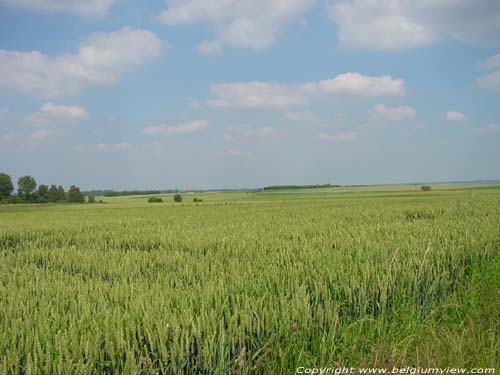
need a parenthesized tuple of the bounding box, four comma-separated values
(95, 142, 131, 151)
(444, 111, 468, 122)
(142, 120, 209, 135)
(328, 0, 500, 50)
(208, 82, 308, 109)
(479, 52, 500, 70)
(1, 0, 118, 15)
(208, 73, 405, 109)
(0, 128, 62, 151)
(0, 27, 162, 99)
(224, 125, 283, 142)
(26, 102, 88, 125)
(477, 71, 500, 92)
(314, 131, 360, 141)
(370, 104, 416, 121)
(220, 148, 255, 157)
(159, 0, 314, 52)
(475, 123, 500, 134)
(303, 73, 405, 97)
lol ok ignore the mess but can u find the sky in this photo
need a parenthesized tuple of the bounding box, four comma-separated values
(0, 0, 499, 190)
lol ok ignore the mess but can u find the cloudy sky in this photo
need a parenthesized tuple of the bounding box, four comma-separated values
(1, 0, 499, 190)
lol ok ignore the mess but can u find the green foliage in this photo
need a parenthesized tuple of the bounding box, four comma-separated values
(421, 185, 432, 191)
(0, 188, 499, 373)
(67, 185, 85, 203)
(173, 193, 182, 202)
(148, 197, 163, 203)
(17, 175, 36, 201)
(36, 184, 49, 203)
(57, 185, 66, 201)
(48, 184, 59, 202)
(0, 172, 14, 197)
(87, 195, 96, 203)
(193, 197, 203, 202)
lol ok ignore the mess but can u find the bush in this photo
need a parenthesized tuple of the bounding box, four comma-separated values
(173, 194, 182, 203)
(193, 198, 203, 202)
(421, 185, 432, 191)
(87, 196, 96, 203)
(148, 197, 163, 203)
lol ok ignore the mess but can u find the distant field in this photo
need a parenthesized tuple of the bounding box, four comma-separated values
(99, 183, 500, 204)
(1, 184, 499, 374)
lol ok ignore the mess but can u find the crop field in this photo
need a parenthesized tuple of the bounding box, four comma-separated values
(1, 185, 500, 374)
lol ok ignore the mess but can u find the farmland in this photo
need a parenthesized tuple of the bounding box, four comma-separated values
(0, 184, 499, 374)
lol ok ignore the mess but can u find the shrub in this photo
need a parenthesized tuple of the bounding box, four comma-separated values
(87, 196, 96, 203)
(193, 198, 203, 202)
(173, 194, 182, 203)
(421, 185, 432, 191)
(148, 197, 163, 203)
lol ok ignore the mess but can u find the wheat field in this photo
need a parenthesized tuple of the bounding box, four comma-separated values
(1, 186, 499, 374)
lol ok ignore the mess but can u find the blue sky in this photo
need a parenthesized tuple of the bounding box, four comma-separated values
(1, 0, 499, 190)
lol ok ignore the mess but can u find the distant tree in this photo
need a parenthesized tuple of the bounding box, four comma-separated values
(421, 185, 432, 192)
(193, 197, 203, 202)
(36, 184, 49, 203)
(67, 185, 84, 203)
(48, 184, 58, 202)
(0, 173, 14, 198)
(173, 194, 182, 203)
(87, 195, 96, 203)
(17, 176, 37, 201)
(57, 185, 66, 202)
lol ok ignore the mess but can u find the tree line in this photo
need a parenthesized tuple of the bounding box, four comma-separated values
(83, 189, 179, 197)
(0, 173, 86, 204)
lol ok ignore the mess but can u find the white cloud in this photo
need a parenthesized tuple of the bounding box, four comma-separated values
(208, 73, 405, 109)
(220, 148, 255, 156)
(208, 82, 308, 109)
(0, 27, 162, 99)
(188, 98, 202, 109)
(444, 111, 467, 122)
(27, 102, 88, 125)
(197, 40, 223, 55)
(159, 0, 314, 52)
(0, 128, 62, 151)
(370, 104, 416, 121)
(328, 0, 500, 50)
(284, 110, 321, 123)
(314, 131, 360, 141)
(224, 125, 285, 141)
(479, 52, 500, 70)
(477, 71, 500, 92)
(475, 123, 500, 134)
(303, 73, 405, 96)
(40, 102, 87, 120)
(95, 142, 131, 151)
(1, 0, 118, 15)
(142, 120, 209, 135)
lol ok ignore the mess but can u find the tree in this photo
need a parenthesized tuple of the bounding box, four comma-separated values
(48, 184, 58, 202)
(0, 173, 14, 198)
(57, 185, 66, 202)
(421, 185, 432, 191)
(173, 194, 182, 203)
(36, 184, 49, 203)
(67, 185, 84, 203)
(87, 195, 96, 203)
(17, 176, 37, 201)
